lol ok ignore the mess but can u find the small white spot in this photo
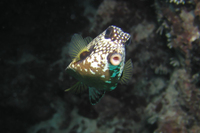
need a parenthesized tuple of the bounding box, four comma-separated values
(102, 64, 108, 72)
(89, 69, 95, 75)
(105, 80, 111, 83)
(87, 55, 94, 63)
(101, 75, 105, 78)
(91, 61, 99, 68)
(99, 51, 102, 55)
(84, 68, 88, 72)
(83, 60, 86, 65)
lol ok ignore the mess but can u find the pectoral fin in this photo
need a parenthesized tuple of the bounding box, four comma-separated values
(65, 82, 87, 93)
(84, 36, 93, 44)
(68, 34, 92, 60)
(89, 87, 105, 105)
(119, 59, 133, 84)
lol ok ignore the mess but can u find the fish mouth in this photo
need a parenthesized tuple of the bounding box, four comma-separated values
(110, 53, 122, 66)
(107, 52, 122, 65)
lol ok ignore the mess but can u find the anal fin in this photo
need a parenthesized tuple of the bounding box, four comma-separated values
(119, 59, 133, 84)
(65, 82, 87, 93)
(89, 87, 105, 105)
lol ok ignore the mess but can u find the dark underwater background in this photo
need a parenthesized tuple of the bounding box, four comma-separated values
(1, 0, 200, 133)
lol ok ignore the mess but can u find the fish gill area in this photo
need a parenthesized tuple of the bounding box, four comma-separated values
(1, 0, 200, 133)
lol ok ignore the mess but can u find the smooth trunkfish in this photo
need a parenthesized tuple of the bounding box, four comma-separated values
(65, 25, 133, 105)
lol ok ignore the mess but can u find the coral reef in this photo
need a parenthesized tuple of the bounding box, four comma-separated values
(152, 0, 200, 132)
(1, 0, 200, 132)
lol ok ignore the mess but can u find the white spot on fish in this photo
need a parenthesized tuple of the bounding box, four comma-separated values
(105, 80, 111, 83)
(102, 62, 108, 72)
(87, 55, 94, 63)
(101, 75, 105, 78)
(99, 51, 102, 55)
(89, 69, 95, 75)
(91, 61, 99, 68)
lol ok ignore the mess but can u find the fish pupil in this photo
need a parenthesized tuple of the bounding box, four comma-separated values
(80, 51, 90, 60)
(105, 27, 114, 39)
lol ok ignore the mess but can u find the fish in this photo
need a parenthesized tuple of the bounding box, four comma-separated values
(65, 25, 133, 105)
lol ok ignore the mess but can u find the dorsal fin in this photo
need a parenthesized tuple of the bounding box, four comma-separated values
(65, 81, 87, 93)
(68, 34, 91, 60)
(119, 59, 133, 84)
(89, 87, 105, 105)
(84, 36, 93, 44)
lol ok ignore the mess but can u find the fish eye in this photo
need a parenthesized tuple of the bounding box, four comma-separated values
(110, 53, 122, 66)
(105, 27, 114, 39)
(80, 51, 90, 60)
(125, 38, 131, 45)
